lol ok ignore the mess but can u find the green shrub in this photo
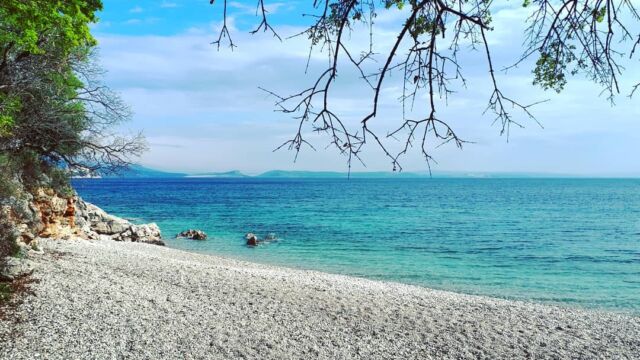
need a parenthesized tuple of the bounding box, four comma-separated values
(0, 282, 11, 302)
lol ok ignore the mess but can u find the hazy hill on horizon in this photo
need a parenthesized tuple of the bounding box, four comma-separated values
(187, 170, 249, 178)
(94, 166, 605, 179)
(98, 165, 186, 178)
(257, 170, 429, 178)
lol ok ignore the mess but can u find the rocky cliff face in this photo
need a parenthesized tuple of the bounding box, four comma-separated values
(1, 188, 164, 249)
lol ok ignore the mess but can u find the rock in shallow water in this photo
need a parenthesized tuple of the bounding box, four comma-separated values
(245, 233, 258, 246)
(176, 229, 207, 240)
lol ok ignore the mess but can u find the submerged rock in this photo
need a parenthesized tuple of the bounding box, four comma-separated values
(245, 233, 258, 246)
(264, 233, 278, 241)
(177, 229, 208, 240)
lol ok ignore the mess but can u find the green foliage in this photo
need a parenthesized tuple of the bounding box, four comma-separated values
(0, 1, 140, 279)
(384, 0, 406, 10)
(0, 0, 102, 56)
(1, 0, 142, 198)
(0, 94, 20, 137)
(533, 51, 567, 93)
(0, 115, 14, 137)
(49, 168, 74, 197)
(0, 282, 12, 303)
(0, 149, 72, 196)
(1, 1, 104, 188)
(593, 7, 606, 23)
(411, 16, 440, 37)
(532, 37, 588, 93)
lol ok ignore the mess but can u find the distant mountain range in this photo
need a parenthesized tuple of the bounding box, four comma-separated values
(102, 167, 430, 178)
(103, 165, 187, 178)
(93, 166, 608, 179)
(257, 170, 429, 178)
(186, 170, 249, 178)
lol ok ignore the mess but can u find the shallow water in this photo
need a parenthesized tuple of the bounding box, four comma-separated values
(73, 178, 640, 311)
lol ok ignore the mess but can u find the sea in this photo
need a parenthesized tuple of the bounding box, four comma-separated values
(72, 177, 640, 312)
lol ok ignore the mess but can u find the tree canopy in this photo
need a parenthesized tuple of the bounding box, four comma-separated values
(0, 0, 144, 194)
(210, 0, 640, 172)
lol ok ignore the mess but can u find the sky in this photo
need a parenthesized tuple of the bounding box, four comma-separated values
(92, 0, 640, 175)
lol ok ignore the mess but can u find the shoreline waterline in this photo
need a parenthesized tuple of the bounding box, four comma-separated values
(72, 177, 640, 313)
(161, 239, 640, 316)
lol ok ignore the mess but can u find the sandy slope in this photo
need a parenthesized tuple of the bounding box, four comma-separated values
(1, 238, 638, 359)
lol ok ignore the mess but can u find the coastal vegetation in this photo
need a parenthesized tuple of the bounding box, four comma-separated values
(0, 2, 639, 357)
(0, 1, 143, 273)
(1, 0, 637, 271)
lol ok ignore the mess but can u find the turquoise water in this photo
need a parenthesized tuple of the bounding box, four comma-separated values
(72, 178, 640, 312)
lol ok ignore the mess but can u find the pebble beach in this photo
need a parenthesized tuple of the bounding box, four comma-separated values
(1, 238, 639, 359)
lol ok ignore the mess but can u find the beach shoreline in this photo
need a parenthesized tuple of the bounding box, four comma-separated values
(1, 238, 638, 359)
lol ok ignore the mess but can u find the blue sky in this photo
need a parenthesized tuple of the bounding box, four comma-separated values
(93, 1, 640, 175)
(95, 0, 312, 35)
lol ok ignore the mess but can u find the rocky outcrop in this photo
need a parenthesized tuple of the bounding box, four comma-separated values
(177, 230, 207, 240)
(1, 187, 164, 247)
(76, 202, 164, 245)
(2, 191, 44, 245)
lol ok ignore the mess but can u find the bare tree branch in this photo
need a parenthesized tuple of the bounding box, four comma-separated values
(209, 0, 640, 172)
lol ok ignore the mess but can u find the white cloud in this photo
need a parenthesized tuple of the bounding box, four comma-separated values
(123, 17, 161, 26)
(129, 6, 143, 14)
(160, 1, 178, 9)
(228, 1, 287, 15)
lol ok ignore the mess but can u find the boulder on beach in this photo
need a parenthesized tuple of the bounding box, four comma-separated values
(177, 229, 208, 240)
(245, 232, 258, 246)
